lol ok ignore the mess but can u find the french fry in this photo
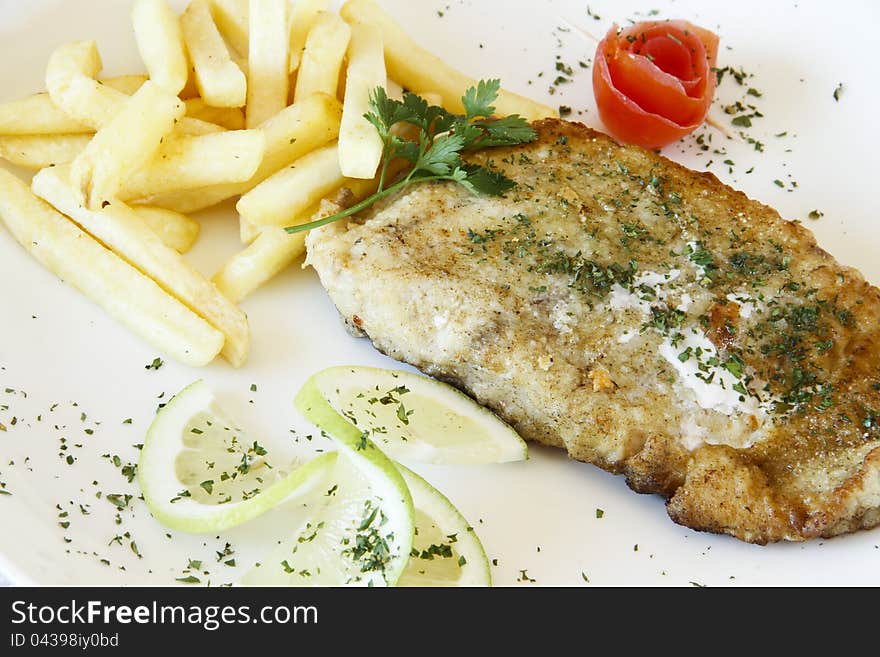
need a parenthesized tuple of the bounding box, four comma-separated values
(68, 80, 185, 209)
(288, 0, 329, 73)
(216, 175, 383, 300)
(45, 40, 103, 98)
(0, 76, 150, 137)
(293, 11, 351, 102)
(175, 116, 226, 135)
(339, 0, 558, 121)
(32, 165, 250, 367)
(99, 76, 217, 129)
(185, 97, 245, 129)
(100, 75, 149, 95)
(182, 0, 247, 108)
(0, 75, 151, 138)
(213, 226, 305, 303)
(338, 23, 384, 179)
(0, 93, 91, 135)
(0, 169, 222, 366)
(132, 205, 200, 253)
(336, 59, 348, 102)
(246, 0, 289, 128)
(237, 142, 344, 226)
(46, 40, 120, 129)
(239, 219, 261, 244)
(135, 186, 234, 216)
(230, 51, 250, 78)
(0, 134, 91, 169)
(244, 92, 341, 177)
(239, 142, 396, 252)
(179, 72, 201, 101)
(132, 0, 189, 95)
(210, 0, 250, 57)
(46, 40, 219, 135)
(385, 78, 404, 100)
(214, 199, 339, 303)
(139, 92, 341, 213)
(119, 129, 265, 200)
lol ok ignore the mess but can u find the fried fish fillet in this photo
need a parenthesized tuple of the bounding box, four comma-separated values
(306, 119, 880, 544)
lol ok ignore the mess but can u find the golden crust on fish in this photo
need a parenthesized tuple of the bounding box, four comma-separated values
(306, 119, 880, 544)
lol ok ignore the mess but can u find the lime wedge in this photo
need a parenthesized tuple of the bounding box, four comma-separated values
(303, 366, 528, 464)
(139, 380, 334, 533)
(397, 464, 491, 586)
(240, 379, 414, 586)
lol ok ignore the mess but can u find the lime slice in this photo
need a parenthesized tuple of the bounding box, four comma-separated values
(240, 380, 415, 586)
(397, 464, 491, 587)
(139, 380, 334, 533)
(303, 366, 528, 464)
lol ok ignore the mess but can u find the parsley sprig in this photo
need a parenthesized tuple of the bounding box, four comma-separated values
(285, 79, 537, 234)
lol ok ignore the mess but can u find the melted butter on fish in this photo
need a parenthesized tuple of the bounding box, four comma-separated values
(604, 268, 772, 450)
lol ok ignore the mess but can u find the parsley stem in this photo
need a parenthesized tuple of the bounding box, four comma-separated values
(284, 170, 471, 235)
(376, 142, 393, 193)
(285, 176, 413, 235)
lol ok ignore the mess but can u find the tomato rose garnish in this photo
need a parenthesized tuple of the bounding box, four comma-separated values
(592, 20, 719, 150)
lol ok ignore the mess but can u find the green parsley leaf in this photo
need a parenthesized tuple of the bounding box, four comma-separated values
(388, 134, 420, 164)
(471, 115, 536, 147)
(414, 132, 466, 175)
(401, 91, 455, 133)
(396, 403, 410, 425)
(457, 163, 517, 195)
(364, 87, 415, 137)
(462, 78, 500, 119)
(723, 354, 745, 379)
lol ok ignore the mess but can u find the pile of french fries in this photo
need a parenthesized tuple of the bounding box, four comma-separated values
(0, 0, 555, 367)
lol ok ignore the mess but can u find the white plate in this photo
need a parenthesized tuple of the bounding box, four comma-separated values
(1, 0, 878, 587)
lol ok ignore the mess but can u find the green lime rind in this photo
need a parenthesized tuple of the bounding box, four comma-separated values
(396, 463, 492, 587)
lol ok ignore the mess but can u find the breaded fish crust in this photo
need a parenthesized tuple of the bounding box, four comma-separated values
(306, 119, 880, 544)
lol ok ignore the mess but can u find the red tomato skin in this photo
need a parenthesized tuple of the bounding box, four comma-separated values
(592, 20, 719, 150)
